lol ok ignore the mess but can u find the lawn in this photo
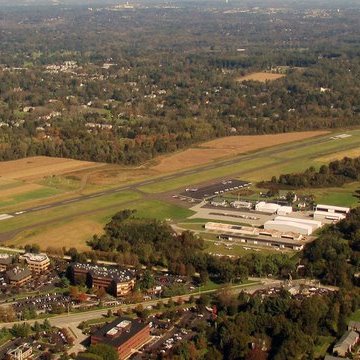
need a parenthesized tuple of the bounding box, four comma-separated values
(349, 309, 360, 322)
(203, 238, 285, 257)
(13, 187, 61, 202)
(135, 200, 194, 220)
(313, 336, 335, 358)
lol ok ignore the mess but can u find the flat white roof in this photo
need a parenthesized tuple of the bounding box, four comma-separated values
(21, 253, 49, 263)
(314, 210, 346, 219)
(275, 216, 322, 228)
(316, 204, 350, 212)
(265, 220, 313, 231)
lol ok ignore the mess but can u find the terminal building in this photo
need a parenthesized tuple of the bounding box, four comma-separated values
(264, 216, 322, 236)
(71, 263, 136, 297)
(91, 317, 150, 359)
(314, 204, 350, 222)
(19, 253, 50, 274)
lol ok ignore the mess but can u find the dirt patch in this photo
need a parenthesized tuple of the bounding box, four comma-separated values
(237, 72, 285, 82)
(152, 131, 329, 173)
(0, 156, 104, 181)
(66, 165, 158, 187)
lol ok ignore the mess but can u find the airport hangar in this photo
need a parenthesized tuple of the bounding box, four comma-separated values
(180, 179, 251, 200)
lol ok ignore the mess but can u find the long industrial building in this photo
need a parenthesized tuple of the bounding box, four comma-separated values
(205, 222, 302, 241)
(264, 216, 322, 236)
(314, 204, 350, 222)
(218, 233, 304, 251)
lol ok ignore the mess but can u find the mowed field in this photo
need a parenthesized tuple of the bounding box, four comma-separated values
(152, 131, 329, 173)
(236, 72, 285, 82)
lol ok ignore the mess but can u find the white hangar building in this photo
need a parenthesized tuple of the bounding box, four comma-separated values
(264, 216, 322, 236)
(314, 204, 350, 222)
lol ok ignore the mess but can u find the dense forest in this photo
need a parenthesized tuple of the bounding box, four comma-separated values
(171, 287, 360, 360)
(0, 1, 360, 164)
(263, 156, 360, 188)
(303, 206, 360, 287)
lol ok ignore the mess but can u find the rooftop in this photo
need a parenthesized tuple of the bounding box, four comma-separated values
(316, 204, 350, 212)
(0, 254, 13, 265)
(20, 253, 49, 263)
(92, 317, 148, 348)
(6, 267, 32, 282)
(73, 263, 135, 283)
(334, 330, 359, 351)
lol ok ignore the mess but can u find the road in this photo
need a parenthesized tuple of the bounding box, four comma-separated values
(0, 279, 276, 329)
(0, 277, 329, 330)
(0, 278, 332, 328)
(1, 134, 331, 221)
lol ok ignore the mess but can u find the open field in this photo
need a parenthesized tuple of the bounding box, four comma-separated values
(0, 191, 142, 234)
(3, 199, 193, 250)
(316, 147, 360, 163)
(152, 131, 329, 173)
(0, 156, 104, 181)
(7, 217, 102, 251)
(203, 238, 288, 257)
(236, 72, 285, 82)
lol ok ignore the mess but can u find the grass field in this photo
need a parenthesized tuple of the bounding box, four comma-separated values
(0, 190, 142, 233)
(134, 200, 194, 220)
(236, 72, 285, 82)
(4, 199, 194, 250)
(349, 310, 360, 322)
(316, 147, 360, 162)
(203, 238, 284, 257)
(313, 336, 334, 358)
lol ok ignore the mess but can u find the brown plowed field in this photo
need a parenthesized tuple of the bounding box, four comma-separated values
(237, 72, 285, 82)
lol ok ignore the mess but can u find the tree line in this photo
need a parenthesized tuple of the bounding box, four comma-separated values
(263, 156, 360, 188)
